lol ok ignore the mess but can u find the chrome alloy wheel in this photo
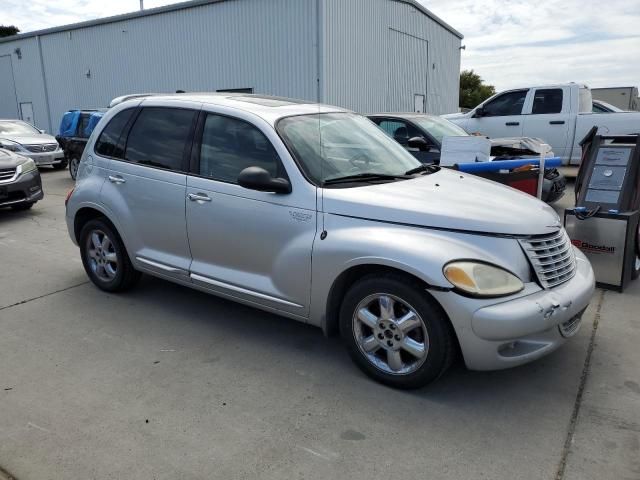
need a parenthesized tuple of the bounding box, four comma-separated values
(352, 293, 429, 375)
(86, 229, 118, 281)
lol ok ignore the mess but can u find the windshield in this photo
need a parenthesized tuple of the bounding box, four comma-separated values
(277, 113, 421, 185)
(411, 116, 468, 143)
(0, 120, 40, 136)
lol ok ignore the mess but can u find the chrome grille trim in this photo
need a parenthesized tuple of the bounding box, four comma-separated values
(0, 167, 17, 182)
(24, 144, 58, 153)
(519, 229, 577, 289)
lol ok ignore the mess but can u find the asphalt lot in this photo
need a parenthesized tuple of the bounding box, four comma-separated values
(0, 169, 638, 480)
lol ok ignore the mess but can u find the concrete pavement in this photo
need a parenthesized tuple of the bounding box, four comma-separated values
(0, 169, 637, 479)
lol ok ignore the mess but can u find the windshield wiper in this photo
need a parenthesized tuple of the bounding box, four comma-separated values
(405, 164, 440, 175)
(322, 172, 410, 186)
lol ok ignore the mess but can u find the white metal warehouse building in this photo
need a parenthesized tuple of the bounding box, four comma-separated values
(0, 0, 463, 133)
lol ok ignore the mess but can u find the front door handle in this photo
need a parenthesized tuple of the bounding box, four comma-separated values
(108, 175, 125, 184)
(549, 120, 565, 125)
(505, 122, 520, 126)
(188, 193, 212, 202)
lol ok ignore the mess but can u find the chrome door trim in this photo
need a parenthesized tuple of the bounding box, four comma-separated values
(136, 256, 188, 275)
(190, 273, 304, 309)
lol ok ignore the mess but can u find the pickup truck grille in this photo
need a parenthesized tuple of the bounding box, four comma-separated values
(24, 144, 58, 153)
(0, 167, 17, 182)
(519, 229, 576, 289)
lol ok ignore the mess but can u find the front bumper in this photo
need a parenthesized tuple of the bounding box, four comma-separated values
(431, 248, 595, 370)
(0, 170, 44, 207)
(22, 150, 65, 166)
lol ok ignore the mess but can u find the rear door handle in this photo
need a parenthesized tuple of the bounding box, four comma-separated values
(188, 193, 212, 202)
(505, 122, 520, 126)
(549, 120, 565, 125)
(108, 175, 125, 184)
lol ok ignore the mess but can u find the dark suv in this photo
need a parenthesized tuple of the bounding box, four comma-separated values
(56, 110, 105, 179)
(0, 149, 44, 211)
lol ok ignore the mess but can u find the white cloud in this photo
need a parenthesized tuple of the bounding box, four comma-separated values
(4, 0, 640, 92)
(420, 0, 640, 90)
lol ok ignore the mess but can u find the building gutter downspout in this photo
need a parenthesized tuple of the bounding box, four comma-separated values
(36, 35, 53, 133)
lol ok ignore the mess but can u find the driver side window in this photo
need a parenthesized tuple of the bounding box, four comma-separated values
(199, 114, 281, 183)
(376, 119, 422, 146)
(482, 90, 528, 117)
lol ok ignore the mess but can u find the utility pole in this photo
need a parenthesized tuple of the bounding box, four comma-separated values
(140, 0, 144, 10)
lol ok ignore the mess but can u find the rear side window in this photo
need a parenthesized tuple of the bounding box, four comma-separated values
(95, 109, 135, 158)
(77, 114, 91, 138)
(198, 114, 281, 183)
(532, 89, 563, 114)
(483, 90, 527, 116)
(125, 108, 195, 171)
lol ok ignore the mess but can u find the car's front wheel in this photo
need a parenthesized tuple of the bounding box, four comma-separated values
(79, 219, 140, 292)
(69, 156, 80, 180)
(340, 274, 455, 389)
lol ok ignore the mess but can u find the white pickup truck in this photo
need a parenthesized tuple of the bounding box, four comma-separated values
(443, 84, 640, 165)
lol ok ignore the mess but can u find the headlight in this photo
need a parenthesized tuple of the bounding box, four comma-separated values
(17, 158, 37, 176)
(0, 140, 20, 152)
(443, 261, 524, 297)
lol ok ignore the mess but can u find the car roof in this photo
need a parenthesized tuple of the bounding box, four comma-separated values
(112, 93, 350, 124)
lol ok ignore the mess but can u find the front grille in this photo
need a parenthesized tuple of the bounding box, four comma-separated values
(519, 229, 576, 289)
(24, 144, 58, 153)
(0, 167, 17, 181)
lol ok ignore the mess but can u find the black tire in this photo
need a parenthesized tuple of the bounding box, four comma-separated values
(11, 202, 34, 211)
(52, 160, 68, 170)
(69, 156, 80, 180)
(339, 273, 455, 389)
(79, 218, 140, 292)
(632, 233, 640, 280)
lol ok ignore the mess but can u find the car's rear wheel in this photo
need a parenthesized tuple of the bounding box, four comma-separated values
(79, 219, 140, 292)
(69, 156, 80, 180)
(632, 229, 640, 280)
(339, 274, 455, 389)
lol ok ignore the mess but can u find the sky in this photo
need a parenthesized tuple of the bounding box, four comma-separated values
(3, 0, 639, 92)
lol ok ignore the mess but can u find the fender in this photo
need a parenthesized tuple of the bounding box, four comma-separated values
(309, 213, 532, 329)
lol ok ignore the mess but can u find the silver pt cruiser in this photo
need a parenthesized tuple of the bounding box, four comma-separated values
(65, 94, 595, 388)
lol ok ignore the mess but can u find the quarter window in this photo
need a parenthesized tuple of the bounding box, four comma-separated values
(94, 108, 135, 158)
(198, 114, 280, 183)
(124, 108, 195, 171)
(482, 90, 527, 116)
(532, 89, 563, 114)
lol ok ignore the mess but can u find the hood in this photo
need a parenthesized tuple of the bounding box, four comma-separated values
(322, 168, 561, 236)
(1, 133, 58, 145)
(0, 149, 28, 169)
(441, 112, 468, 120)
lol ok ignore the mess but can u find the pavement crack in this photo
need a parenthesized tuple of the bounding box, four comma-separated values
(554, 288, 606, 480)
(0, 282, 89, 312)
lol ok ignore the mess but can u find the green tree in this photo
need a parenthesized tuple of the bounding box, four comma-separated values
(459, 70, 496, 109)
(0, 25, 20, 38)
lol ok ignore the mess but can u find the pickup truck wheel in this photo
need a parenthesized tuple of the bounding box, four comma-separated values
(69, 156, 80, 180)
(340, 274, 454, 389)
(79, 219, 140, 292)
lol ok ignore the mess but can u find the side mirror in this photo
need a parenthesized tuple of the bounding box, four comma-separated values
(238, 166, 291, 194)
(408, 136, 430, 151)
(472, 107, 485, 118)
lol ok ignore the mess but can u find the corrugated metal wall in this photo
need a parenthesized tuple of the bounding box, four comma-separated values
(0, 0, 318, 133)
(0, 37, 50, 128)
(0, 0, 461, 132)
(321, 0, 461, 114)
